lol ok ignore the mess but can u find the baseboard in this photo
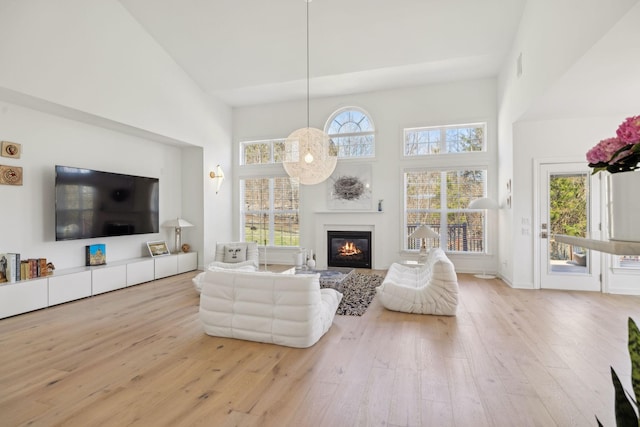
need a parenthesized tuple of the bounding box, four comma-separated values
(606, 286, 640, 295)
(498, 274, 512, 287)
(509, 281, 535, 289)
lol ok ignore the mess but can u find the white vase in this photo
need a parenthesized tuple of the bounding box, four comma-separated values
(608, 172, 640, 241)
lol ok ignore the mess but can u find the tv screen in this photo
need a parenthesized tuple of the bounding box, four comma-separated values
(55, 165, 159, 241)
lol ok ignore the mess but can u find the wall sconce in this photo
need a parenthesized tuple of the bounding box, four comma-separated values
(209, 164, 225, 194)
(162, 217, 194, 253)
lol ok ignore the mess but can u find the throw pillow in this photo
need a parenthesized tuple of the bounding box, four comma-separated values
(223, 245, 247, 263)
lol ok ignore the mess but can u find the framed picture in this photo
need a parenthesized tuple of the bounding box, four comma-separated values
(1, 141, 21, 159)
(0, 165, 23, 186)
(147, 241, 170, 257)
(85, 244, 106, 266)
(327, 163, 372, 210)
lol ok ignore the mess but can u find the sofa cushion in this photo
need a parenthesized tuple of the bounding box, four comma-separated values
(223, 244, 247, 263)
(192, 265, 257, 293)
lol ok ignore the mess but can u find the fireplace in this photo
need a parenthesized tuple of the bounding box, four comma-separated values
(327, 230, 372, 269)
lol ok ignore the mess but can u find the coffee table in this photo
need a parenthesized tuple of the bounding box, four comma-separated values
(295, 268, 354, 293)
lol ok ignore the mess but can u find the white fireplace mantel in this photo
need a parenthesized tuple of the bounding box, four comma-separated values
(313, 211, 386, 269)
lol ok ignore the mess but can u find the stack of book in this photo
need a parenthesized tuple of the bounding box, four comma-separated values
(0, 254, 49, 283)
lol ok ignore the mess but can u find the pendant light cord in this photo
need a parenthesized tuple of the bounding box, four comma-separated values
(306, 0, 310, 129)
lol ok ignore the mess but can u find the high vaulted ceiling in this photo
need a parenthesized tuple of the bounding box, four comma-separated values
(119, 0, 527, 107)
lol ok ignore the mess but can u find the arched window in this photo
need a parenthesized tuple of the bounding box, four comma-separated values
(325, 107, 375, 158)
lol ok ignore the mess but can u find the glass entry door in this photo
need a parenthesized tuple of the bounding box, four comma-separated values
(538, 163, 601, 291)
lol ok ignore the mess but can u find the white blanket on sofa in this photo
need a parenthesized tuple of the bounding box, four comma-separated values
(199, 269, 343, 348)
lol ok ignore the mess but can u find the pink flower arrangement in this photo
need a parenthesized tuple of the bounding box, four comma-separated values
(587, 115, 640, 174)
(617, 115, 640, 143)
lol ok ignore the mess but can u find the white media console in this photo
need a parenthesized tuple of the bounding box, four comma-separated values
(0, 252, 197, 319)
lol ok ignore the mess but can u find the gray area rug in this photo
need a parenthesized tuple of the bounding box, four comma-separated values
(321, 272, 385, 316)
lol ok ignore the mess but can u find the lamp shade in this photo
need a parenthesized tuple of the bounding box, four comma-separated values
(282, 1, 338, 186)
(162, 218, 194, 228)
(283, 127, 337, 185)
(469, 197, 499, 210)
(409, 225, 439, 240)
(162, 218, 193, 253)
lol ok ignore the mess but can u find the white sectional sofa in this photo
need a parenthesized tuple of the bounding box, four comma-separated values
(198, 269, 343, 348)
(376, 248, 459, 315)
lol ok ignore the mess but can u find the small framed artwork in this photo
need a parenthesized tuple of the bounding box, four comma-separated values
(85, 244, 107, 266)
(1, 141, 21, 159)
(147, 241, 170, 257)
(0, 165, 23, 186)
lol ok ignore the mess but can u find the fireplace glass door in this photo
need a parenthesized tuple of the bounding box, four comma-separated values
(327, 231, 371, 269)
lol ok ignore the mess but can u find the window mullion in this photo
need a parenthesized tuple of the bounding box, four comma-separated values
(268, 178, 275, 246)
(440, 171, 448, 251)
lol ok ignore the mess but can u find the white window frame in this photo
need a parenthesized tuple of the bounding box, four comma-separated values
(402, 120, 492, 255)
(404, 122, 486, 157)
(403, 168, 489, 254)
(239, 176, 299, 247)
(240, 138, 286, 166)
(324, 106, 375, 158)
(238, 138, 300, 247)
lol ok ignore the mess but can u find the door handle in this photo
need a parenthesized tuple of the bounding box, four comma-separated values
(540, 232, 548, 239)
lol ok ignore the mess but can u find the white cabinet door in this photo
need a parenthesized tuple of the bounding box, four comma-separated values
(48, 270, 92, 306)
(178, 252, 197, 273)
(127, 259, 155, 286)
(154, 255, 178, 279)
(92, 265, 127, 295)
(0, 278, 48, 319)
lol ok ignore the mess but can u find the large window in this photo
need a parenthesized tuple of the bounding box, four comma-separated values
(325, 107, 375, 158)
(239, 137, 300, 246)
(240, 139, 285, 165)
(405, 169, 487, 253)
(241, 177, 299, 246)
(404, 123, 485, 156)
(403, 121, 490, 253)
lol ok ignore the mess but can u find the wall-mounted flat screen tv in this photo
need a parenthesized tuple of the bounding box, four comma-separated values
(55, 165, 159, 241)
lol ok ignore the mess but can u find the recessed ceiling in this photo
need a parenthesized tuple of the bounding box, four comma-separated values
(119, 0, 527, 107)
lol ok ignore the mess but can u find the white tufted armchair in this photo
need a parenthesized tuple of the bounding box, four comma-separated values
(192, 242, 260, 292)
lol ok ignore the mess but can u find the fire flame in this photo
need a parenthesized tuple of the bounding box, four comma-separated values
(338, 241, 362, 256)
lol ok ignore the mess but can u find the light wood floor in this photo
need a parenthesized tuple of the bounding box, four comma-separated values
(1, 269, 639, 426)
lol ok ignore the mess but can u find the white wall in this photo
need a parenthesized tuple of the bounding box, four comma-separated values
(0, 0, 220, 145)
(499, 0, 638, 122)
(511, 117, 621, 288)
(0, 1, 233, 270)
(233, 78, 498, 271)
(0, 100, 182, 269)
(497, 0, 639, 288)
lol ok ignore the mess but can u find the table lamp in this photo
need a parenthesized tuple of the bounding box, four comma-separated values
(162, 218, 194, 253)
(409, 225, 439, 260)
